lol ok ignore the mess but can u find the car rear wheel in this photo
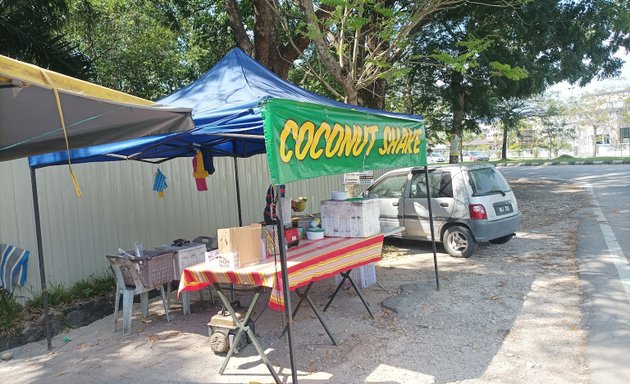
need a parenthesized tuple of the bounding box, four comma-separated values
(442, 226, 477, 258)
(489, 234, 514, 244)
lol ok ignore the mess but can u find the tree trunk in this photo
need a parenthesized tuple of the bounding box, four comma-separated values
(226, 0, 325, 80)
(358, 78, 387, 110)
(252, 0, 304, 79)
(501, 119, 509, 160)
(592, 126, 598, 157)
(253, 0, 276, 72)
(449, 82, 466, 164)
(224, 0, 254, 55)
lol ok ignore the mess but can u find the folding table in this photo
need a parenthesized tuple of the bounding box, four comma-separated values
(177, 233, 384, 380)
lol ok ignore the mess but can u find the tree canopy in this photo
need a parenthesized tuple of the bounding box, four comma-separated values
(0, 0, 92, 78)
(402, 0, 630, 161)
(2, 0, 629, 150)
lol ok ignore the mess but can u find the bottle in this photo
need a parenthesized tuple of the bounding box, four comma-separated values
(134, 241, 145, 258)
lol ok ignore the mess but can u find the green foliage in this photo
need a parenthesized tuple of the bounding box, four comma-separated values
(400, 0, 630, 161)
(69, 275, 115, 299)
(0, 290, 23, 333)
(26, 274, 115, 310)
(65, 0, 235, 99)
(429, 36, 498, 74)
(0, 0, 92, 77)
(489, 62, 529, 80)
(27, 283, 73, 308)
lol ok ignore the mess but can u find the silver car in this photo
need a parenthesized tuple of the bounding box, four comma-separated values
(365, 164, 521, 257)
(463, 151, 490, 162)
(427, 152, 446, 163)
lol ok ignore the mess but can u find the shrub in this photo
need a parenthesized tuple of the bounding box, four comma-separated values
(69, 275, 115, 299)
(0, 290, 23, 333)
(26, 273, 115, 310)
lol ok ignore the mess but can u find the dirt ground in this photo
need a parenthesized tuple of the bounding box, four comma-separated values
(0, 178, 589, 384)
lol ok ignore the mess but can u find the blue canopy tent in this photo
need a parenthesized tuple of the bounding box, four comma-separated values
(29, 48, 420, 169)
(28, 48, 438, 384)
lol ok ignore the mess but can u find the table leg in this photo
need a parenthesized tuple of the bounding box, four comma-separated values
(290, 282, 310, 318)
(324, 269, 375, 319)
(282, 283, 337, 345)
(213, 284, 281, 384)
(299, 288, 337, 346)
(346, 273, 375, 319)
(323, 271, 350, 312)
(182, 291, 190, 315)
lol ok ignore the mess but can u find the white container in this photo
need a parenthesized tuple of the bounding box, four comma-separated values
(306, 228, 324, 240)
(134, 241, 145, 257)
(331, 191, 348, 201)
(359, 262, 377, 288)
(320, 198, 380, 238)
(218, 252, 240, 270)
(159, 243, 207, 278)
(205, 250, 219, 264)
(279, 197, 292, 226)
(333, 262, 377, 289)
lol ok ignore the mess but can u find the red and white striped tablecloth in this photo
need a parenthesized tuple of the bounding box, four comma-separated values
(177, 234, 384, 311)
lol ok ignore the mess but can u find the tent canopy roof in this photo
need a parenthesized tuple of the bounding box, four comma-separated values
(1, 54, 193, 162)
(29, 48, 422, 169)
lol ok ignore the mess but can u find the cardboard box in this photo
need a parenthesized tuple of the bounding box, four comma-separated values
(320, 198, 380, 238)
(217, 224, 263, 267)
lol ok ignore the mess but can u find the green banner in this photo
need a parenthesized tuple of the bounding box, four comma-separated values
(261, 98, 426, 185)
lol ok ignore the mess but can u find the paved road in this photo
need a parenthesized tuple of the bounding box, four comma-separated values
(499, 164, 630, 384)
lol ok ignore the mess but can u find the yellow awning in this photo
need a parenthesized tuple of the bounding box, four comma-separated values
(0, 54, 193, 162)
(0, 54, 153, 106)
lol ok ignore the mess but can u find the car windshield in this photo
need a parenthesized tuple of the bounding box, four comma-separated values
(368, 173, 408, 198)
(468, 168, 510, 196)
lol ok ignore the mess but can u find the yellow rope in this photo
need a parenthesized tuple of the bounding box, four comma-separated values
(40, 69, 82, 197)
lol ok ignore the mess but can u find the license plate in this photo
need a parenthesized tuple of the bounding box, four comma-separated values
(494, 202, 513, 215)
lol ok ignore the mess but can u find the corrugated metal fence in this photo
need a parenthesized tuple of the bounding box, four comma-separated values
(1, 156, 389, 300)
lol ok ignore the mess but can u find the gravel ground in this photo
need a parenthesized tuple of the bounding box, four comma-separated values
(0, 178, 588, 384)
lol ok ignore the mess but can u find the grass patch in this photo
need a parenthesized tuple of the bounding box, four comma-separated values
(0, 290, 23, 333)
(69, 275, 115, 299)
(1, 274, 115, 335)
(26, 273, 115, 310)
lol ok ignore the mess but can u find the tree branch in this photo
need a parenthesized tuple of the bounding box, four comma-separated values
(224, 0, 254, 55)
(299, 0, 357, 103)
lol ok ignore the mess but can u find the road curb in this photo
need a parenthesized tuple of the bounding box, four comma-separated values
(495, 159, 630, 167)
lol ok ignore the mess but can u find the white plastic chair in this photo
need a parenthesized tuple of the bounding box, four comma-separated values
(106, 255, 170, 335)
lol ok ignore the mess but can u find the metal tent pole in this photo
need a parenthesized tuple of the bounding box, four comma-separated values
(30, 168, 53, 349)
(424, 166, 440, 290)
(274, 186, 298, 384)
(233, 157, 243, 227)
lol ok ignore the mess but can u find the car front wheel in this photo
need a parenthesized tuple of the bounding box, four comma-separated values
(442, 226, 477, 258)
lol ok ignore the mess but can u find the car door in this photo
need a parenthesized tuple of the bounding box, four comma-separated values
(403, 169, 456, 239)
(366, 172, 409, 230)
